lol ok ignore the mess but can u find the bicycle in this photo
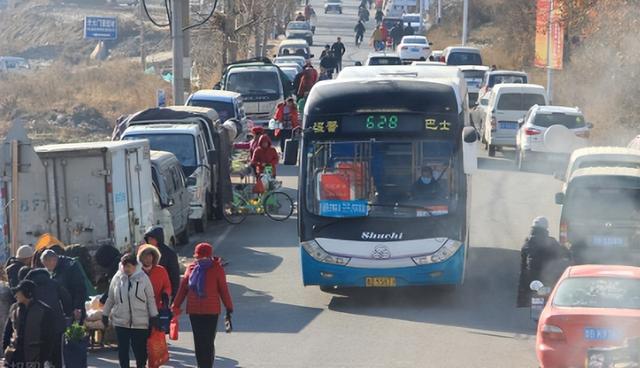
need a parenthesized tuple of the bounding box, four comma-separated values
(223, 166, 295, 224)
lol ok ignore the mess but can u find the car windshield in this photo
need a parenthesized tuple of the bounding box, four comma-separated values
(404, 37, 427, 44)
(565, 186, 640, 221)
(403, 15, 420, 23)
(497, 93, 546, 110)
(306, 140, 454, 218)
(287, 22, 309, 30)
(369, 57, 402, 65)
(534, 112, 586, 129)
(227, 71, 280, 95)
(447, 52, 482, 66)
(553, 277, 640, 309)
(489, 74, 527, 87)
(281, 68, 297, 81)
(123, 134, 197, 173)
(462, 70, 487, 80)
(188, 99, 235, 121)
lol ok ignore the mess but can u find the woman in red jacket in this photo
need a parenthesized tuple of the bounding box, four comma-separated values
(172, 243, 233, 368)
(273, 97, 300, 153)
(137, 244, 171, 311)
(251, 135, 279, 178)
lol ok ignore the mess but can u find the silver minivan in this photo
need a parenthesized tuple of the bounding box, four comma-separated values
(150, 150, 191, 245)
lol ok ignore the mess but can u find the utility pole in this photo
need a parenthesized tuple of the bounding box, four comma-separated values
(461, 0, 468, 45)
(418, 0, 423, 33)
(182, 0, 191, 96)
(172, 0, 185, 105)
(546, 0, 554, 104)
(138, 0, 146, 71)
(437, 0, 441, 24)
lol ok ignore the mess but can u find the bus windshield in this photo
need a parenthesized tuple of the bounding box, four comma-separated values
(305, 139, 454, 218)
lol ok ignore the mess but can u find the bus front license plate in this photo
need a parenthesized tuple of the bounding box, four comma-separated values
(365, 277, 397, 287)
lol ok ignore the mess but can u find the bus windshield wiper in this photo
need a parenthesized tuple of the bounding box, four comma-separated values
(367, 203, 434, 216)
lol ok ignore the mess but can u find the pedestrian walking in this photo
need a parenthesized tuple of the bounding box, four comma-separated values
(41, 249, 87, 322)
(331, 37, 346, 72)
(3, 280, 55, 367)
(5, 245, 34, 288)
(320, 44, 331, 59)
(25, 268, 72, 368)
(404, 23, 415, 36)
(390, 22, 404, 48)
(320, 51, 337, 79)
(172, 243, 233, 368)
(375, 9, 384, 24)
(354, 21, 366, 47)
(371, 25, 385, 51)
(144, 226, 181, 302)
(102, 253, 159, 368)
(297, 61, 318, 98)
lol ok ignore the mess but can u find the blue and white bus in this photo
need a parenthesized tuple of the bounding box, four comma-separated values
(298, 76, 478, 290)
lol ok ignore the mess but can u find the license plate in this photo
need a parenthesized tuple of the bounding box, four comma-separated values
(592, 235, 625, 247)
(499, 122, 518, 129)
(365, 277, 397, 287)
(584, 327, 618, 341)
(411, 48, 419, 52)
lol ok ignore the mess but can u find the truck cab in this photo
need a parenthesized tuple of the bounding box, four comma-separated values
(121, 124, 213, 233)
(216, 59, 293, 129)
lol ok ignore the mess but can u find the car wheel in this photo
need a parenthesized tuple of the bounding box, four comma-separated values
(488, 145, 496, 157)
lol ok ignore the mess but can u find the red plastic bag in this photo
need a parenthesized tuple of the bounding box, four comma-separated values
(253, 177, 265, 193)
(147, 329, 169, 368)
(169, 316, 179, 341)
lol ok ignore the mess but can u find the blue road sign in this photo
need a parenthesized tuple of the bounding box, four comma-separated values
(84, 16, 118, 40)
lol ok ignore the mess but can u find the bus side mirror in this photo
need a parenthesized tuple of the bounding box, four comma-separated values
(555, 192, 564, 205)
(462, 126, 478, 175)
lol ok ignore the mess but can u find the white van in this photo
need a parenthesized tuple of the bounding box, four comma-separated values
(122, 124, 212, 233)
(482, 83, 548, 156)
(559, 146, 640, 185)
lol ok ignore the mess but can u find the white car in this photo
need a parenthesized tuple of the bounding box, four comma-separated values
(515, 105, 592, 169)
(274, 56, 306, 69)
(396, 36, 432, 62)
(285, 21, 313, 46)
(402, 13, 423, 31)
(365, 52, 402, 66)
(482, 83, 548, 157)
(324, 0, 342, 14)
(458, 65, 490, 107)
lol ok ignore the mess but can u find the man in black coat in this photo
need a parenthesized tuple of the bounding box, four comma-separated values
(5, 245, 34, 288)
(516, 216, 570, 307)
(41, 249, 87, 322)
(331, 37, 346, 72)
(25, 268, 72, 368)
(320, 51, 338, 80)
(3, 280, 55, 367)
(404, 23, 415, 36)
(390, 22, 404, 48)
(144, 226, 181, 302)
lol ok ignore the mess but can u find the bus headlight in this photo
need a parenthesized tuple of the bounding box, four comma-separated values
(301, 240, 351, 266)
(412, 240, 463, 265)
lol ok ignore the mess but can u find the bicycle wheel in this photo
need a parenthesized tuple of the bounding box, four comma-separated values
(264, 191, 294, 221)
(223, 192, 249, 224)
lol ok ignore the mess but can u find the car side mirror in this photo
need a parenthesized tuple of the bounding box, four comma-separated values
(309, 54, 315, 59)
(462, 127, 478, 175)
(429, 42, 433, 46)
(555, 192, 564, 205)
(586, 122, 594, 129)
(518, 118, 525, 127)
(480, 99, 488, 106)
(529, 280, 544, 292)
(213, 82, 221, 90)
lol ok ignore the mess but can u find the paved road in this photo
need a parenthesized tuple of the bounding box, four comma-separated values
(90, 1, 564, 367)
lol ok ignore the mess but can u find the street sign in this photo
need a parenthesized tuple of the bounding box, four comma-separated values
(84, 16, 118, 40)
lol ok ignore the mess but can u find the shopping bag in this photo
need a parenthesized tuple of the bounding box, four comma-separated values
(253, 177, 265, 193)
(158, 307, 172, 334)
(169, 315, 179, 341)
(147, 329, 169, 367)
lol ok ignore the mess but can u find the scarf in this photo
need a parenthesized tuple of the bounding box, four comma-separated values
(188, 259, 214, 298)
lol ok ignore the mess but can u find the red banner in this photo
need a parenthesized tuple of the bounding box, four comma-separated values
(534, 0, 564, 70)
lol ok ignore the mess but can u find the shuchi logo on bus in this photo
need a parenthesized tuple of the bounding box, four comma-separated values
(361, 232, 404, 241)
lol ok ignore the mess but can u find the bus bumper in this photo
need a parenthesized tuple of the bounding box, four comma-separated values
(301, 245, 465, 287)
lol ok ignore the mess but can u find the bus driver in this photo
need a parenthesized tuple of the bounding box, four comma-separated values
(410, 166, 443, 200)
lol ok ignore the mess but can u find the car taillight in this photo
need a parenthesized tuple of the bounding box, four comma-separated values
(525, 128, 541, 135)
(439, 56, 445, 62)
(401, 46, 408, 50)
(575, 130, 590, 138)
(559, 221, 568, 245)
(541, 324, 565, 341)
(490, 117, 496, 131)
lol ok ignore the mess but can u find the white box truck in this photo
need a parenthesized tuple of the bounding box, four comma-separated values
(20, 141, 155, 252)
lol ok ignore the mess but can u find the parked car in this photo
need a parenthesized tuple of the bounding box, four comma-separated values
(186, 90, 250, 141)
(122, 124, 213, 233)
(150, 150, 191, 246)
(535, 265, 640, 368)
(458, 65, 490, 107)
(411, 61, 446, 66)
(278, 64, 302, 82)
(442, 46, 483, 66)
(556, 166, 640, 264)
(515, 105, 592, 170)
(477, 70, 529, 100)
(402, 13, 423, 31)
(365, 52, 402, 66)
(0, 57, 30, 73)
(396, 36, 432, 62)
(274, 55, 306, 69)
(324, 0, 342, 14)
(482, 83, 548, 157)
(278, 39, 312, 60)
(285, 21, 314, 46)
(430, 50, 444, 62)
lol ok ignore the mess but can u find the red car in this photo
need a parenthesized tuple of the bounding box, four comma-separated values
(536, 265, 640, 368)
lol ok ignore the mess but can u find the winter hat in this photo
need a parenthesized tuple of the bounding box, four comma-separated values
(194, 243, 213, 259)
(16, 245, 34, 260)
(532, 216, 549, 230)
(40, 249, 58, 262)
(12, 279, 36, 298)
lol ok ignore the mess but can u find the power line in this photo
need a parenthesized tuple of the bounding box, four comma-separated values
(183, 0, 219, 31)
(142, 0, 171, 28)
